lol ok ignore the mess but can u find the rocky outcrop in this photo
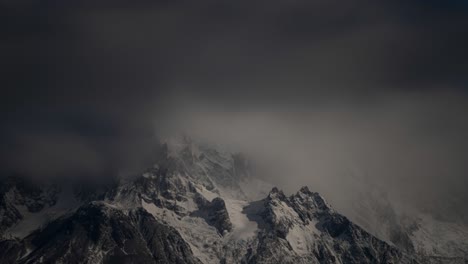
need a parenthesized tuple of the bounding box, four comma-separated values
(244, 187, 408, 264)
(0, 176, 59, 236)
(0, 202, 201, 264)
(192, 194, 232, 235)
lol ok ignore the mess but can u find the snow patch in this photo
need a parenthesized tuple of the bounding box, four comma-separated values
(142, 199, 222, 264)
(286, 221, 320, 255)
(4, 187, 81, 239)
(224, 199, 258, 240)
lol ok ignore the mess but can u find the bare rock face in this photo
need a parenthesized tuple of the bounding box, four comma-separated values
(0, 202, 201, 264)
(192, 195, 233, 235)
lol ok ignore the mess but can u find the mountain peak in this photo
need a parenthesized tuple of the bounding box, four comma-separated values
(268, 187, 287, 200)
(298, 185, 311, 194)
(291, 186, 331, 213)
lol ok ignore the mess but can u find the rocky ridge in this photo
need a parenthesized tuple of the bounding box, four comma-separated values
(0, 139, 465, 263)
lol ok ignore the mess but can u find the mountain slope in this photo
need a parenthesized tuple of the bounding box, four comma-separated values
(0, 139, 464, 263)
(1, 202, 200, 264)
(346, 186, 468, 263)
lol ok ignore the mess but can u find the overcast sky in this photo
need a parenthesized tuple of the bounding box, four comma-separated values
(1, 0, 468, 220)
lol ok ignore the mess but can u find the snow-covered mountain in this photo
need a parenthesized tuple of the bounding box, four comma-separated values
(1, 138, 467, 263)
(347, 189, 468, 264)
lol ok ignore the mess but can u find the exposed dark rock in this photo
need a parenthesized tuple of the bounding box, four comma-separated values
(0, 202, 201, 264)
(192, 194, 233, 235)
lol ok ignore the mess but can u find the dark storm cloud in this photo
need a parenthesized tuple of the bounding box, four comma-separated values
(1, 0, 468, 219)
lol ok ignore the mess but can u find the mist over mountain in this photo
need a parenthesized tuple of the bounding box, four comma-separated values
(1, 139, 467, 263)
(1, 0, 468, 263)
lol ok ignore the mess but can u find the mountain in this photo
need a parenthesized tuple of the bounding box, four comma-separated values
(347, 189, 468, 264)
(0, 138, 466, 263)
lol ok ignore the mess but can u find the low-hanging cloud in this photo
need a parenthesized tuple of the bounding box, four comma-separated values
(1, 0, 468, 221)
(160, 89, 468, 222)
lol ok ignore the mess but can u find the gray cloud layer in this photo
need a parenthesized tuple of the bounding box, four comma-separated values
(1, 0, 468, 220)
